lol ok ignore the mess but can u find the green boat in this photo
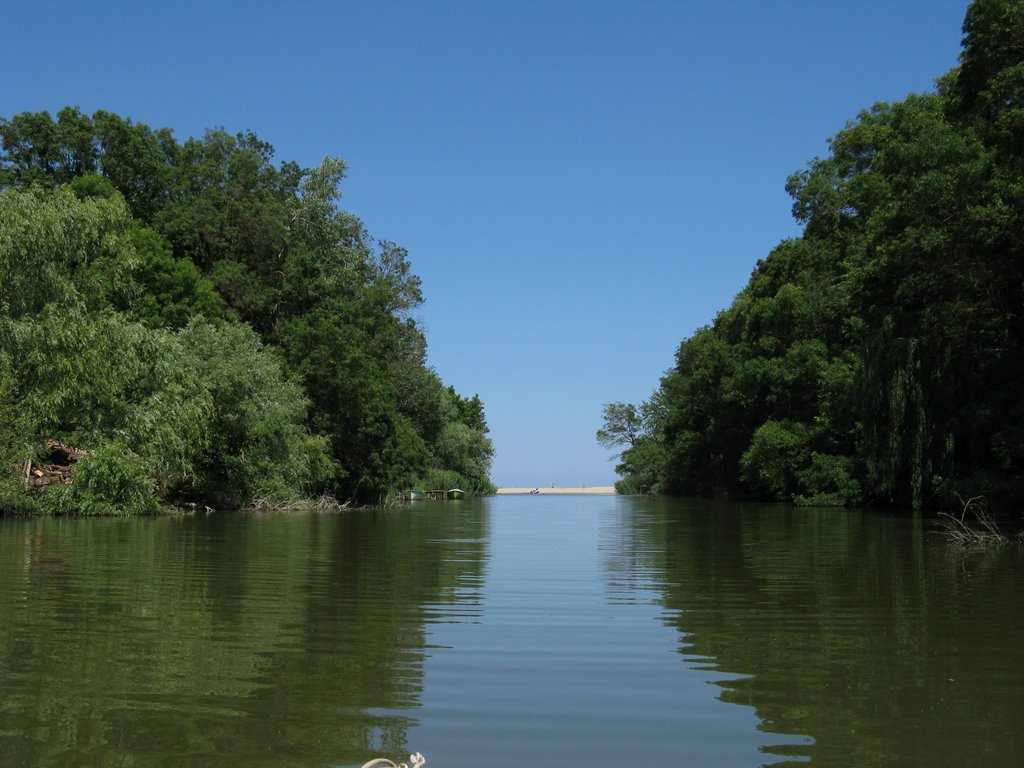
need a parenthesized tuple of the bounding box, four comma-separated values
(447, 488, 466, 500)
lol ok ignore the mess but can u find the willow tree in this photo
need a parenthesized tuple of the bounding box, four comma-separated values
(1, 109, 497, 508)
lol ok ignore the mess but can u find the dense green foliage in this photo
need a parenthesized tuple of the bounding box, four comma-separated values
(0, 114, 493, 513)
(603, 0, 1024, 509)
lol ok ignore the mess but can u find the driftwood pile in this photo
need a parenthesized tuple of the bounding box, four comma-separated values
(23, 439, 91, 489)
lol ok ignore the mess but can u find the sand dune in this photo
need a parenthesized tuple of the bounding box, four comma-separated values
(495, 486, 617, 495)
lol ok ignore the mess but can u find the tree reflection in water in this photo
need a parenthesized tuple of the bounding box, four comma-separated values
(603, 497, 1024, 767)
(0, 505, 487, 768)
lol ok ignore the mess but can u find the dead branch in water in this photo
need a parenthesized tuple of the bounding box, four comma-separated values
(937, 495, 1023, 547)
(248, 495, 350, 513)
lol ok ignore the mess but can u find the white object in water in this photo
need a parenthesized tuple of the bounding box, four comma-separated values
(361, 753, 426, 768)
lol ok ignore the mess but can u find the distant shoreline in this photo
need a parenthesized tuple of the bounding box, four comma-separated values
(495, 486, 617, 495)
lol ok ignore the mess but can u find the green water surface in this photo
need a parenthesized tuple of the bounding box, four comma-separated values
(1, 496, 1021, 767)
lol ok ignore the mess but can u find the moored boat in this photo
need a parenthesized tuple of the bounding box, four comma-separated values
(447, 488, 466, 500)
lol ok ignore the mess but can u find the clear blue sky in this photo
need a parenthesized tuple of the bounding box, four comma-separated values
(2, 1, 969, 487)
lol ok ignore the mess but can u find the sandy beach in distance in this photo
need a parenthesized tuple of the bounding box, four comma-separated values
(495, 486, 617, 495)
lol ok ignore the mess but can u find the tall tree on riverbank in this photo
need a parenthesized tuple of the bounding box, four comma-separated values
(605, 0, 1024, 509)
(0, 113, 493, 511)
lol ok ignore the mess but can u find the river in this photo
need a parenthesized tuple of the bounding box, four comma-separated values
(1, 495, 1022, 767)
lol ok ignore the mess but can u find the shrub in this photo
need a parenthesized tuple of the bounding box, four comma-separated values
(41, 442, 158, 515)
(794, 452, 861, 507)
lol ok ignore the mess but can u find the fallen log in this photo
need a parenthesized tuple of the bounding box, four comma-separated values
(45, 439, 91, 464)
(20, 440, 90, 491)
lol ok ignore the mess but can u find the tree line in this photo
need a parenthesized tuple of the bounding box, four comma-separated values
(600, 0, 1024, 510)
(0, 110, 494, 513)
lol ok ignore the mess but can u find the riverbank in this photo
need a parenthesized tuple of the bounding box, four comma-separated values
(495, 486, 617, 495)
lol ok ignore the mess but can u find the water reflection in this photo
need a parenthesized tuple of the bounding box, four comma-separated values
(4, 498, 1024, 768)
(0, 503, 489, 768)
(607, 497, 1024, 767)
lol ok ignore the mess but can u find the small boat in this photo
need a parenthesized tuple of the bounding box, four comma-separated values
(405, 489, 425, 501)
(447, 488, 466, 500)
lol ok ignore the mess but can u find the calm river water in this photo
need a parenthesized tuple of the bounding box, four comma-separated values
(1, 495, 1023, 767)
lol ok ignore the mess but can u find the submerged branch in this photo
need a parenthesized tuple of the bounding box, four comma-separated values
(936, 495, 1023, 547)
(248, 495, 350, 513)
